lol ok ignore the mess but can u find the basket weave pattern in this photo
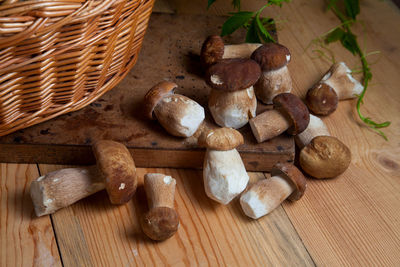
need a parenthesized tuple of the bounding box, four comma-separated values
(0, 0, 154, 136)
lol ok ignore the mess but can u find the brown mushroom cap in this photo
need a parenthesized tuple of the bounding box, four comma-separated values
(306, 83, 338, 116)
(141, 207, 179, 241)
(144, 81, 177, 120)
(273, 93, 310, 135)
(300, 136, 351, 179)
(200, 35, 225, 68)
(92, 140, 137, 204)
(199, 127, 244, 151)
(205, 58, 261, 91)
(251, 43, 291, 71)
(271, 162, 307, 201)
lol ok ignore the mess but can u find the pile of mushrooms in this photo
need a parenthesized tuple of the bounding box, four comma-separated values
(29, 35, 357, 246)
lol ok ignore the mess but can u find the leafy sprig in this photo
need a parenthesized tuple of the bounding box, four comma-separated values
(322, 0, 390, 140)
(208, 0, 290, 43)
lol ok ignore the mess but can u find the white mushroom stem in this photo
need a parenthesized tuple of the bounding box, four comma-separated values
(240, 175, 295, 219)
(154, 94, 205, 137)
(321, 62, 363, 99)
(295, 114, 330, 149)
(30, 167, 103, 217)
(208, 86, 257, 129)
(255, 66, 292, 104)
(144, 173, 176, 209)
(223, 43, 262, 59)
(249, 109, 290, 143)
(203, 149, 249, 204)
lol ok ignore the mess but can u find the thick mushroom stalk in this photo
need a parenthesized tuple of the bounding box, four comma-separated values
(321, 62, 363, 99)
(202, 128, 249, 204)
(200, 35, 261, 67)
(144, 81, 205, 137)
(251, 43, 293, 104)
(295, 114, 330, 149)
(240, 163, 306, 219)
(205, 58, 260, 129)
(249, 93, 310, 143)
(306, 62, 364, 115)
(141, 173, 179, 241)
(30, 140, 138, 216)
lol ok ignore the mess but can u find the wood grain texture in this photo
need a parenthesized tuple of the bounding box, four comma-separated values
(39, 164, 314, 266)
(0, 163, 61, 267)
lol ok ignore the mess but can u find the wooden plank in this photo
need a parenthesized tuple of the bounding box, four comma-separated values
(0, 13, 291, 172)
(0, 140, 293, 172)
(0, 163, 62, 267)
(39, 164, 314, 266)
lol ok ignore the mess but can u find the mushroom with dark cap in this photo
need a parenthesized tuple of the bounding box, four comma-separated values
(240, 163, 307, 219)
(144, 81, 205, 137)
(200, 35, 262, 68)
(306, 62, 363, 116)
(30, 140, 137, 216)
(295, 114, 330, 149)
(201, 127, 249, 204)
(141, 173, 179, 241)
(249, 93, 310, 143)
(299, 136, 351, 179)
(206, 58, 261, 129)
(251, 43, 293, 104)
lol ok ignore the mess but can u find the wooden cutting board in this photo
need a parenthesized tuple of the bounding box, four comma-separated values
(0, 13, 294, 171)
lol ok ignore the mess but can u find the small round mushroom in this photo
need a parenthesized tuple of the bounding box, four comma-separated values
(306, 62, 364, 115)
(295, 114, 330, 149)
(141, 173, 179, 241)
(30, 140, 137, 216)
(250, 43, 293, 104)
(299, 135, 351, 179)
(202, 128, 249, 204)
(249, 93, 310, 143)
(205, 58, 261, 129)
(240, 163, 307, 219)
(200, 35, 262, 68)
(144, 81, 205, 137)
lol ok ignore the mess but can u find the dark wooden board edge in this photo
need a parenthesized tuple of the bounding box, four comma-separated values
(0, 141, 294, 172)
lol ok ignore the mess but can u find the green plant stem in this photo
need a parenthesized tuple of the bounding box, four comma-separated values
(330, 4, 391, 140)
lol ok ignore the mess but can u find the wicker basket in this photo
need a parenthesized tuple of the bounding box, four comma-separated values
(0, 0, 154, 136)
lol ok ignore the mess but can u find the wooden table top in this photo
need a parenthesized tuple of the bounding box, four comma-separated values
(1, 0, 399, 266)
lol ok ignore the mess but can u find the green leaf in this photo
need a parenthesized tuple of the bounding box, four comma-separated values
(326, 0, 337, 11)
(340, 31, 359, 55)
(268, 0, 291, 7)
(256, 15, 275, 42)
(245, 18, 261, 43)
(231, 0, 241, 10)
(344, 0, 360, 20)
(207, 0, 216, 9)
(325, 28, 345, 44)
(221, 11, 254, 36)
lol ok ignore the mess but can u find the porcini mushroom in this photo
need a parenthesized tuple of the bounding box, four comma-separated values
(202, 127, 249, 204)
(205, 58, 261, 129)
(144, 81, 205, 137)
(306, 62, 363, 115)
(249, 93, 310, 143)
(251, 43, 293, 104)
(299, 135, 351, 179)
(295, 114, 330, 149)
(200, 35, 262, 68)
(141, 173, 179, 241)
(30, 140, 137, 216)
(240, 163, 307, 219)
